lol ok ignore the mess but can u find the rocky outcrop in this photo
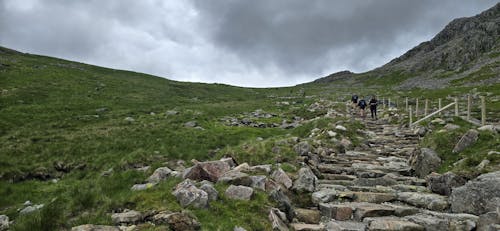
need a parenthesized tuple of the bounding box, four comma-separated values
(408, 148, 441, 178)
(450, 171, 500, 215)
(452, 129, 479, 153)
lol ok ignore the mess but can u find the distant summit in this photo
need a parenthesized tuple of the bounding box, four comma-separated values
(315, 3, 500, 89)
(313, 70, 354, 84)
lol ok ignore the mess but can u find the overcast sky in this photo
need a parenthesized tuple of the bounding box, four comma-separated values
(0, 0, 497, 87)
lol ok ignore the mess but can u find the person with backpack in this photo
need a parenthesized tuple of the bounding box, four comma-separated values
(358, 97, 367, 119)
(369, 95, 378, 120)
(351, 94, 359, 113)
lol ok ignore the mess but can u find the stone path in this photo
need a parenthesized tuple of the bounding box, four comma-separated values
(290, 116, 480, 231)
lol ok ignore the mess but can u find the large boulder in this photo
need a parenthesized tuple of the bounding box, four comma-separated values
(224, 185, 253, 200)
(0, 215, 8, 231)
(452, 129, 479, 153)
(292, 167, 318, 192)
(450, 171, 500, 215)
(111, 210, 142, 224)
(147, 167, 172, 183)
(172, 180, 209, 208)
(71, 225, 120, 231)
(426, 172, 467, 196)
(183, 160, 231, 182)
(408, 148, 442, 178)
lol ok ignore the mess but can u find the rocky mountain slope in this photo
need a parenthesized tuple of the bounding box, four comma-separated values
(314, 3, 500, 89)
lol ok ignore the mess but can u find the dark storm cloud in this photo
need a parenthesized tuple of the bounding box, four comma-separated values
(0, 0, 498, 87)
(191, 0, 498, 77)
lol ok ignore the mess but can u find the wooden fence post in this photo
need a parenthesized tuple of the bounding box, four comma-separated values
(454, 97, 459, 116)
(409, 106, 413, 127)
(438, 98, 442, 116)
(405, 97, 408, 111)
(481, 96, 486, 126)
(467, 94, 471, 121)
(424, 99, 429, 116)
(415, 98, 419, 118)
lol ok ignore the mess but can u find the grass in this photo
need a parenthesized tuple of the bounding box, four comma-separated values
(420, 117, 500, 174)
(1, 45, 499, 230)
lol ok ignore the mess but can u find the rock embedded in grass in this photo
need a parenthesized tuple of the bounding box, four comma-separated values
(0, 215, 9, 231)
(111, 210, 142, 224)
(172, 180, 209, 208)
(225, 185, 253, 200)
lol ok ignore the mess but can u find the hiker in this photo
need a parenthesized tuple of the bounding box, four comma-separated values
(358, 97, 367, 119)
(351, 94, 359, 112)
(369, 95, 378, 120)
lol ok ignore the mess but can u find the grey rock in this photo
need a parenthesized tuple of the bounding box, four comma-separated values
(163, 212, 200, 231)
(269, 208, 288, 231)
(71, 224, 120, 231)
(249, 175, 267, 190)
(249, 164, 272, 174)
(426, 172, 467, 196)
(183, 160, 231, 182)
(20, 204, 44, 214)
(225, 185, 253, 200)
(353, 176, 398, 187)
(111, 210, 142, 224)
(131, 183, 155, 191)
(405, 213, 450, 231)
(478, 125, 498, 133)
(269, 189, 294, 222)
(408, 148, 442, 178)
(450, 171, 500, 215)
(271, 168, 293, 189)
(292, 167, 318, 192)
(325, 220, 366, 231)
(200, 182, 218, 201)
(319, 203, 354, 221)
(366, 217, 424, 231)
(290, 223, 325, 231)
(477, 211, 500, 231)
(295, 141, 311, 156)
(217, 170, 251, 185)
(295, 208, 320, 224)
(452, 129, 479, 153)
(234, 226, 247, 231)
(335, 125, 347, 131)
(147, 167, 172, 183)
(397, 192, 448, 211)
(124, 117, 135, 122)
(311, 189, 337, 205)
(0, 215, 8, 231)
(444, 123, 460, 130)
(172, 180, 209, 208)
(165, 110, 179, 115)
(476, 159, 490, 171)
(184, 121, 197, 127)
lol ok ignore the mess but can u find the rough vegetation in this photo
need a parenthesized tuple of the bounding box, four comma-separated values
(1, 3, 499, 231)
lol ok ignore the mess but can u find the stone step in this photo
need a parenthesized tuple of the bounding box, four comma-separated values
(290, 223, 325, 231)
(318, 179, 354, 186)
(364, 216, 424, 231)
(322, 173, 357, 181)
(325, 220, 366, 231)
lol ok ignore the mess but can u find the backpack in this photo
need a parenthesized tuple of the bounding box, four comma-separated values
(352, 95, 358, 101)
(359, 100, 366, 107)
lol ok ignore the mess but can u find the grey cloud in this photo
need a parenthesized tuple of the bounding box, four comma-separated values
(0, 0, 498, 87)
